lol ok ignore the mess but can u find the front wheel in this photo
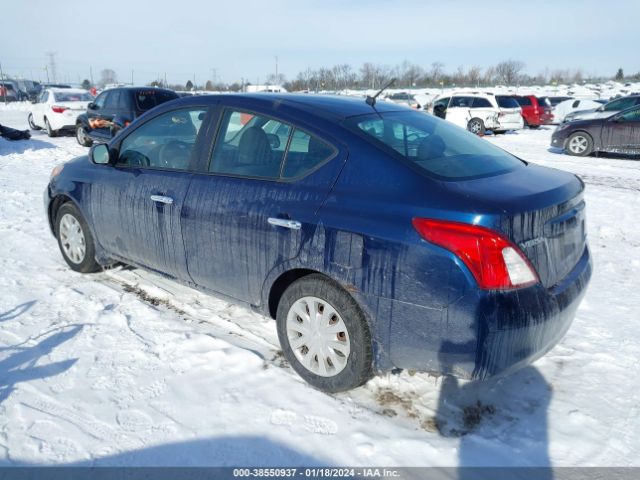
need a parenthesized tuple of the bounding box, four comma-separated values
(276, 274, 373, 393)
(55, 203, 101, 273)
(28, 113, 41, 130)
(76, 124, 93, 147)
(45, 118, 57, 137)
(467, 118, 485, 136)
(565, 132, 593, 156)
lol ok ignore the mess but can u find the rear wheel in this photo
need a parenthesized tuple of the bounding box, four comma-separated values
(55, 203, 101, 273)
(76, 124, 93, 146)
(45, 118, 57, 137)
(566, 132, 593, 156)
(28, 113, 40, 130)
(276, 274, 373, 392)
(467, 118, 485, 136)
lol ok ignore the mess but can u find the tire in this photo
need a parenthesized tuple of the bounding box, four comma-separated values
(76, 124, 93, 147)
(45, 118, 57, 137)
(493, 130, 506, 135)
(276, 274, 373, 393)
(28, 113, 41, 130)
(467, 118, 485, 136)
(565, 132, 593, 157)
(55, 202, 101, 273)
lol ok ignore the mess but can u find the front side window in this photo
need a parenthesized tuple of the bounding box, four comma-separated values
(604, 97, 638, 112)
(449, 97, 474, 108)
(117, 107, 207, 170)
(349, 110, 523, 180)
(619, 107, 640, 122)
(93, 92, 108, 110)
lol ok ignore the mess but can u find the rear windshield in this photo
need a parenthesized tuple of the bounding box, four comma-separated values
(515, 96, 532, 106)
(134, 90, 178, 110)
(347, 110, 523, 180)
(53, 92, 94, 102)
(495, 96, 520, 109)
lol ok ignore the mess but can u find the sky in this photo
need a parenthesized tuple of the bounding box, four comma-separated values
(1, 0, 639, 86)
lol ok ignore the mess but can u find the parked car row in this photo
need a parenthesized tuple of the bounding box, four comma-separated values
(27, 86, 179, 144)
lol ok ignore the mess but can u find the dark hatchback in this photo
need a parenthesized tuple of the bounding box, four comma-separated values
(46, 94, 591, 392)
(551, 104, 640, 156)
(75, 87, 178, 146)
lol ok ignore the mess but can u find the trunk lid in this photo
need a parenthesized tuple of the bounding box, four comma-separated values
(445, 164, 587, 288)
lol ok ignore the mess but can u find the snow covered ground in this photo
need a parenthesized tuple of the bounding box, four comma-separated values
(0, 104, 639, 468)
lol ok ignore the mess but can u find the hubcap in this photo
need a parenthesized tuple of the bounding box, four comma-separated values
(469, 121, 481, 134)
(59, 214, 86, 264)
(286, 296, 350, 377)
(569, 135, 588, 153)
(77, 126, 86, 143)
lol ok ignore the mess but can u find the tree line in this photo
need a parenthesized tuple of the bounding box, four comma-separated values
(82, 63, 640, 92)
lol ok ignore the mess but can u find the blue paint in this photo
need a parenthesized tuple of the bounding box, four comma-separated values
(45, 94, 592, 379)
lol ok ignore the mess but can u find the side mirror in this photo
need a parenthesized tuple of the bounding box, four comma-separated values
(90, 144, 111, 165)
(87, 102, 96, 110)
(613, 116, 625, 123)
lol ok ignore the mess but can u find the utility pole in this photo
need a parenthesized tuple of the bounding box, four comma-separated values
(44, 65, 50, 83)
(89, 66, 93, 86)
(46, 51, 57, 83)
(275, 56, 278, 84)
(131, 70, 134, 86)
(164, 72, 167, 87)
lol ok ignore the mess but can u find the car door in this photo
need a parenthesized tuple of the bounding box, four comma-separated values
(182, 107, 345, 304)
(90, 105, 211, 279)
(601, 106, 640, 153)
(445, 96, 474, 128)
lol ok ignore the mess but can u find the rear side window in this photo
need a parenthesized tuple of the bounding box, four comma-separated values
(537, 97, 550, 107)
(210, 110, 336, 179)
(349, 110, 523, 180)
(282, 129, 335, 178)
(604, 97, 639, 112)
(210, 110, 291, 178)
(495, 96, 520, 108)
(515, 96, 532, 106)
(134, 90, 178, 111)
(472, 97, 492, 108)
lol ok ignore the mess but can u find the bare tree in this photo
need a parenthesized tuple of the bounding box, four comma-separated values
(467, 66, 482, 87)
(429, 61, 445, 85)
(495, 59, 525, 85)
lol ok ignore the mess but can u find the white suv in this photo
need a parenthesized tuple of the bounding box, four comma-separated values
(430, 92, 523, 134)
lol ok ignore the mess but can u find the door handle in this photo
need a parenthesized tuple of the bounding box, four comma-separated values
(268, 217, 301, 230)
(150, 195, 174, 205)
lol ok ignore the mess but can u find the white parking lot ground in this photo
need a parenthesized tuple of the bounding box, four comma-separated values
(1, 104, 639, 467)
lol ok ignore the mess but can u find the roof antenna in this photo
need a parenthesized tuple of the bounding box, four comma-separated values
(366, 78, 396, 107)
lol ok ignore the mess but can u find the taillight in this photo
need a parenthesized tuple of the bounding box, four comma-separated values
(412, 218, 538, 290)
(51, 105, 68, 113)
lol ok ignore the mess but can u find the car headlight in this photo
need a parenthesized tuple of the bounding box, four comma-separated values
(50, 164, 64, 180)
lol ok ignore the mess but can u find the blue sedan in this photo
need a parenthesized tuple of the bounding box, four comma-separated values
(45, 94, 592, 392)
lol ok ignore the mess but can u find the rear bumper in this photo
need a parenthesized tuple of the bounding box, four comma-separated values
(387, 245, 592, 379)
(494, 118, 524, 131)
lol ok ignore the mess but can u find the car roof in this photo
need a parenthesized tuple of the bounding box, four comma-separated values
(170, 93, 406, 120)
(105, 86, 176, 93)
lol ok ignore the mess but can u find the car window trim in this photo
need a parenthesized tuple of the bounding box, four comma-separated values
(204, 106, 340, 183)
